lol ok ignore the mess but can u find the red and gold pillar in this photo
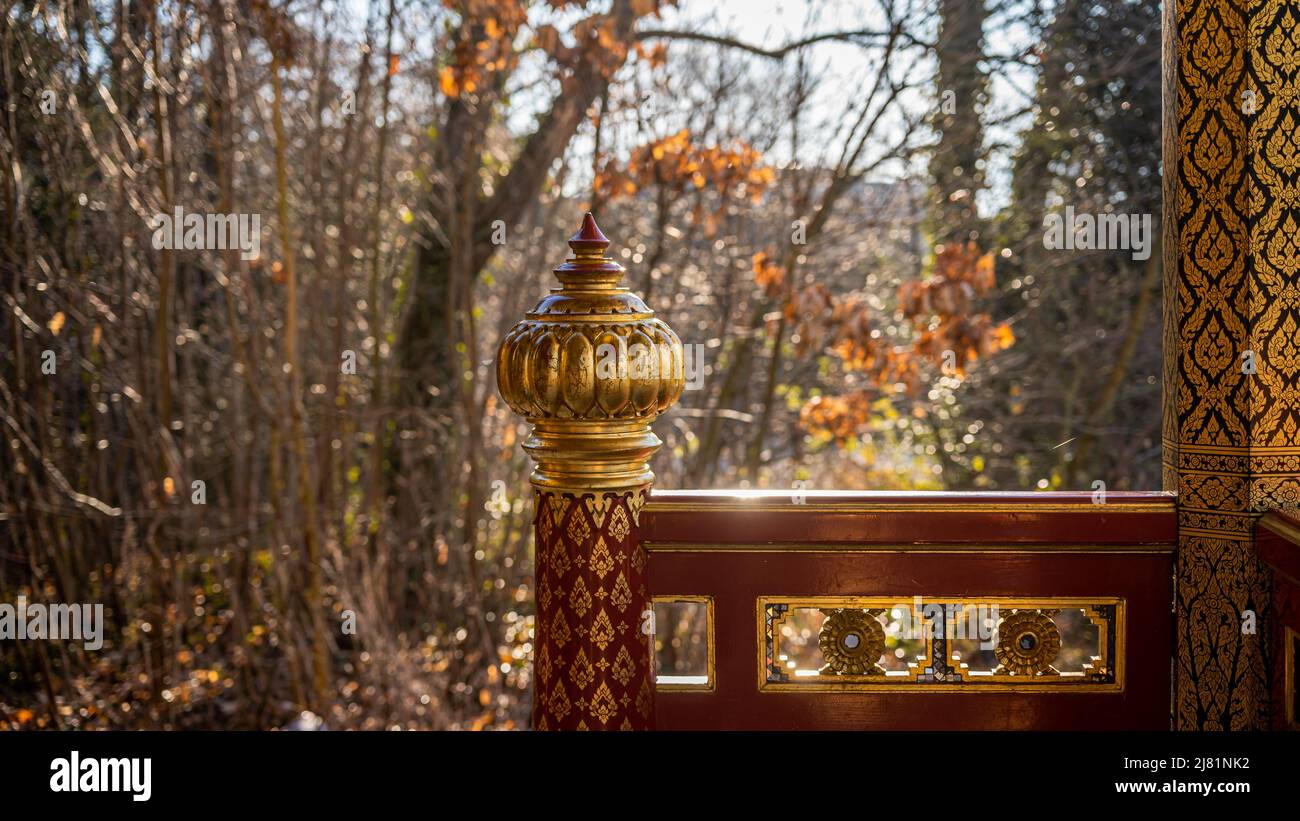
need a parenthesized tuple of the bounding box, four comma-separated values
(496, 214, 684, 730)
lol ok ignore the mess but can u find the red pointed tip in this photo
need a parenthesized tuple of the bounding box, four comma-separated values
(569, 212, 609, 249)
(575, 212, 606, 242)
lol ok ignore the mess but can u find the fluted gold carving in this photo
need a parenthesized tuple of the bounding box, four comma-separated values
(496, 214, 685, 491)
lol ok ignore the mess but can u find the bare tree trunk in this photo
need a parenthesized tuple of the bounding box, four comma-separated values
(270, 48, 330, 708)
(363, 0, 397, 555)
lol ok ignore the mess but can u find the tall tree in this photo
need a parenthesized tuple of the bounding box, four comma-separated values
(981, 0, 1163, 490)
(927, 0, 989, 250)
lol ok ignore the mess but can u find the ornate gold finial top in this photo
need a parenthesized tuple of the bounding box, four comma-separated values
(496, 213, 685, 491)
(547, 212, 626, 293)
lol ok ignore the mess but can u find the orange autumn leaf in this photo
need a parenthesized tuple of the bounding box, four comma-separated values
(797, 238, 1013, 444)
(439, 67, 459, 96)
(752, 251, 783, 293)
(973, 250, 996, 290)
(992, 322, 1015, 349)
(388, 55, 400, 76)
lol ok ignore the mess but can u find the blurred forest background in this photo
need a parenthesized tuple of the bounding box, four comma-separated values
(1, 0, 1161, 728)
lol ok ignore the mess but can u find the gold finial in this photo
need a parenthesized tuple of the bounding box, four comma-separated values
(496, 213, 685, 492)
(550, 212, 626, 291)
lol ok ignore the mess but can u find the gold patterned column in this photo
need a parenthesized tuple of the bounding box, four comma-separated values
(496, 214, 684, 729)
(1167, 0, 1300, 729)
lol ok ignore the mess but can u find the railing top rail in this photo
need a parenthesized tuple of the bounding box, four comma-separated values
(647, 489, 1174, 508)
(642, 489, 1176, 545)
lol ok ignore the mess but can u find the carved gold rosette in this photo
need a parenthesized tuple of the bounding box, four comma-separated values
(818, 609, 886, 676)
(995, 610, 1061, 676)
(497, 215, 684, 731)
(496, 213, 685, 492)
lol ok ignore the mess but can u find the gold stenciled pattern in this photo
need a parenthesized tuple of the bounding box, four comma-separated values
(1170, 0, 1294, 729)
(534, 490, 655, 730)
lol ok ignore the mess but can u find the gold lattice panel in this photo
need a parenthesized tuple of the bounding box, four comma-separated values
(758, 597, 1123, 693)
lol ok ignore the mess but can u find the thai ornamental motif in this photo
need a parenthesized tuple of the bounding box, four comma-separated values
(818, 609, 886, 676)
(995, 610, 1061, 676)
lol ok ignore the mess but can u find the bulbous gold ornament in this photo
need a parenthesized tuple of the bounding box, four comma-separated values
(496, 214, 685, 491)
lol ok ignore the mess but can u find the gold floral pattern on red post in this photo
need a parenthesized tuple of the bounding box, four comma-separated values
(534, 490, 653, 730)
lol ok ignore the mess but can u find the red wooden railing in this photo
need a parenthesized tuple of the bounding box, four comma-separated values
(641, 490, 1176, 730)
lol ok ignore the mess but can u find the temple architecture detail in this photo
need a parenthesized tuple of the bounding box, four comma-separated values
(492, 0, 1300, 730)
(1167, 0, 1300, 729)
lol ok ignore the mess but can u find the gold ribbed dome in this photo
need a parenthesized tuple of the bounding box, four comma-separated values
(496, 214, 684, 491)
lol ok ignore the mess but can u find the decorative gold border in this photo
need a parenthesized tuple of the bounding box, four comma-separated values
(645, 542, 1174, 554)
(1176, 528, 1255, 543)
(1176, 443, 1300, 456)
(650, 595, 715, 693)
(757, 596, 1125, 694)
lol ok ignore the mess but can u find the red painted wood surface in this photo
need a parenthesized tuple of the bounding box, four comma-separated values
(1256, 512, 1300, 730)
(642, 490, 1176, 730)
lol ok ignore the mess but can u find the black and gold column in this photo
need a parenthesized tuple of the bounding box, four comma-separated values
(496, 214, 684, 729)
(1166, 0, 1300, 729)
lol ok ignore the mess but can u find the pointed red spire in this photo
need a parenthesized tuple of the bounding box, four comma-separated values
(568, 212, 610, 255)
